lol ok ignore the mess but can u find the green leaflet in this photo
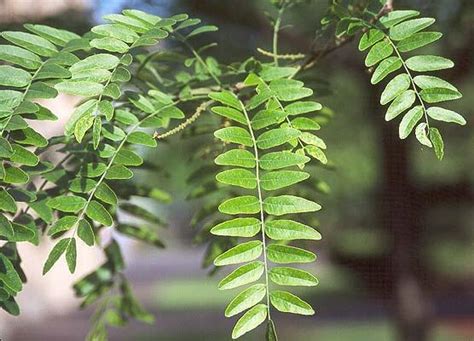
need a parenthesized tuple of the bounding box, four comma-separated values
(231, 304, 267, 339)
(256, 128, 301, 149)
(77, 220, 95, 246)
(380, 10, 420, 28)
(270, 291, 314, 315)
(225, 284, 266, 317)
(0, 65, 32, 88)
(269, 267, 318, 286)
(43, 238, 70, 274)
(0, 45, 42, 69)
(389, 18, 435, 41)
(415, 123, 432, 147)
(216, 169, 257, 189)
(260, 170, 309, 190)
(211, 106, 246, 124)
(214, 241, 263, 266)
(214, 127, 253, 147)
(260, 151, 310, 170)
(397, 32, 442, 52)
(86, 200, 113, 226)
(365, 39, 393, 67)
(1, 31, 58, 57)
(47, 195, 86, 213)
(399, 105, 423, 139)
(284, 101, 322, 115)
(48, 216, 78, 235)
(358, 29, 384, 51)
(426, 107, 466, 125)
(405, 55, 454, 72)
(251, 109, 288, 130)
(429, 127, 444, 160)
(218, 261, 265, 290)
(219, 196, 260, 215)
(380, 74, 411, 105)
(66, 238, 77, 273)
(371, 57, 402, 84)
(266, 244, 316, 264)
(214, 149, 256, 168)
(0, 253, 22, 293)
(263, 195, 321, 216)
(265, 220, 321, 240)
(210, 218, 261, 237)
(385, 90, 416, 121)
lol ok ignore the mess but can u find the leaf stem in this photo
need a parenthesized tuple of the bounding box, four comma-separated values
(272, 6, 285, 67)
(238, 99, 271, 320)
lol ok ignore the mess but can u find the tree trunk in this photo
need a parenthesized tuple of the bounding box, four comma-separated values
(375, 91, 433, 341)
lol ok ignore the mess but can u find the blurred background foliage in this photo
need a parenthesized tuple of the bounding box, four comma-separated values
(0, 0, 472, 340)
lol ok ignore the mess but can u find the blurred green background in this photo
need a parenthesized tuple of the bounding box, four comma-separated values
(0, 0, 472, 340)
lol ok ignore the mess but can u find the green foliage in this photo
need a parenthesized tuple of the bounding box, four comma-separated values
(357, 9, 465, 159)
(0, 1, 467, 340)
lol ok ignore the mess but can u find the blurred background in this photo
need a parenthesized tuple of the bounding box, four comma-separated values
(0, 0, 473, 340)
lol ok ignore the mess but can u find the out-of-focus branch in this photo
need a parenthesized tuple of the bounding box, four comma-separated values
(297, 1, 395, 73)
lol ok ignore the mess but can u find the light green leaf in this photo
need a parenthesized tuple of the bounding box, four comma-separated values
(269, 79, 312, 101)
(225, 284, 266, 317)
(261, 171, 309, 190)
(69, 53, 120, 73)
(43, 238, 69, 274)
(429, 127, 444, 160)
(385, 90, 416, 121)
(427, 107, 466, 125)
(47, 195, 86, 213)
(413, 75, 458, 91)
(187, 25, 218, 38)
(9, 144, 39, 166)
(66, 238, 77, 273)
(0, 253, 22, 292)
(380, 74, 411, 105)
(371, 57, 402, 84)
(1, 31, 58, 57)
(256, 128, 301, 150)
(127, 131, 157, 147)
(263, 195, 321, 216)
(74, 113, 94, 143)
(210, 218, 261, 237)
(267, 244, 316, 264)
(397, 32, 442, 52)
(419, 88, 462, 103)
(269, 267, 318, 286)
(3, 166, 28, 184)
(231, 304, 267, 339)
(77, 219, 95, 246)
(219, 196, 260, 215)
(399, 105, 423, 139)
(0, 137, 13, 158)
(24, 24, 80, 46)
(265, 220, 321, 240)
(0, 188, 17, 213)
(55, 81, 104, 97)
(65, 99, 97, 136)
(95, 183, 118, 205)
(251, 109, 288, 130)
(0, 65, 32, 87)
(86, 200, 113, 226)
(218, 261, 264, 290)
(284, 101, 322, 115)
(380, 10, 420, 28)
(91, 24, 139, 43)
(299, 132, 326, 149)
(35, 63, 71, 80)
(114, 149, 143, 166)
(105, 165, 133, 179)
(415, 123, 432, 147)
(48, 216, 78, 235)
(0, 45, 42, 69)
(358, 29, 384, 51)
(215, 149, 255, 168)
(214, 241, 263, 266)
(270, 291, 314, 315)
(365, 40, 393, 67)
(214, 127, 253, 147)
(260, 151, 309, 170)
(259, 66, 297, 81)
(405, 55, 454, 72)
(209, 90, 241, 110)
(90, 37, 129, 53)
(216, 169, 257, 189)
(389, 17, 435, 41)
(211, 106, 246, 124)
